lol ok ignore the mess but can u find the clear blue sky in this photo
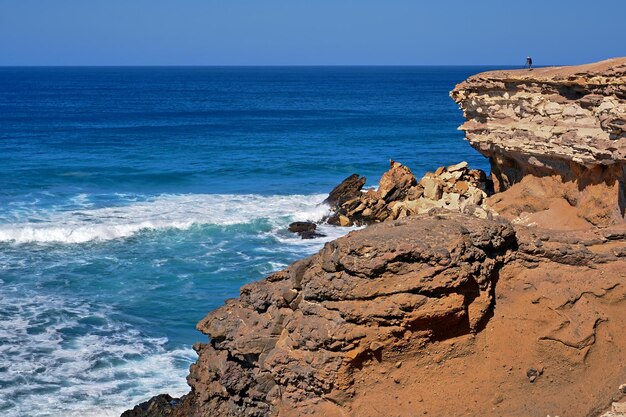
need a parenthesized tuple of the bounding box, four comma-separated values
(1, 0, 624, 66)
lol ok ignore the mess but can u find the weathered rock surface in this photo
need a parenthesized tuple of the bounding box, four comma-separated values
(125, 213, 516, 416)
(125, 217, 626, 417)
(124, 58, 626, 417)
(327, 160, 492, 226)
(348, 222, 626, 417)
(451, 57, 626, 226)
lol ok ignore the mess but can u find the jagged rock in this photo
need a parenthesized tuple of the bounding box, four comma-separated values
(288, 222, 316, 233)
(121, 394, 182, 417)
(326, 160, 491, 226)
(324, 174, 366, 208)
(377, 160, 417, 201)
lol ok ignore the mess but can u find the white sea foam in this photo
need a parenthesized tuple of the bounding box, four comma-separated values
(0, 192, 356, 416)
(0, 294, 195, 417)
(0, 193, 331, 244)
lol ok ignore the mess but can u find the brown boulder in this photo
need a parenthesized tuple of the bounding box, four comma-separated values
(324, 174, 366, 208)
(419, 176, 444, 200)
(377, 160, 417, 202)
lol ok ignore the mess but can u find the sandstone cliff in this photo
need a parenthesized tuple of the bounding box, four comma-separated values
(451, 58, 626, 227)
(124, 59, 626, 417)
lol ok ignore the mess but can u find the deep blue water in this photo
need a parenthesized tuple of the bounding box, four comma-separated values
(0, 66, 496, 416)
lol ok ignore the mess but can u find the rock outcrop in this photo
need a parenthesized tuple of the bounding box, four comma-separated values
(124, 214, 626, 417)
(451, 57, 626, 227)
(124, 212, 517, 417)
(288, 222, 325, 239)
(124, 58, 626, 417)
(327, 160, 491, 226)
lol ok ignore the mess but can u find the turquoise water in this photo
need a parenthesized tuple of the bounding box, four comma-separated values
(0, 66, 495, 416)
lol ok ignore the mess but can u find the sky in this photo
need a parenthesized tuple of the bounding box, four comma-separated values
(0, 0, 624, 66)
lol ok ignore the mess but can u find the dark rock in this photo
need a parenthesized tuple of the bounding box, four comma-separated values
(526, 367, 543, 383)
(299, 230, 326, 239)
(121, 394, 181, 417)
(288, 221, 317, 233)
(288, 221, 326, 239)
(324, 174, 366, 208)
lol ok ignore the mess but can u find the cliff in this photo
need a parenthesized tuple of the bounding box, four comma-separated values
(451, 58, 626, 227)
(124, 59, 626, 417)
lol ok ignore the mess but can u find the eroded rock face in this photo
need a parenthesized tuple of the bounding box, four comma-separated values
(347, 222, 626, 417)
(124, 58, 626, 417)
(451, 58, 626, 226)
(127, 213, 515, 417)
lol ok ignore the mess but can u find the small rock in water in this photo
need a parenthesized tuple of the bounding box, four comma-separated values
(288, 221, 326, 239)
(288, 221, 317, 233)
(300, 230, 326, 239)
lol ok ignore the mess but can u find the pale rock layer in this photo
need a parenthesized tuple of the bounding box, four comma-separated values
(451, 58, 626, 227)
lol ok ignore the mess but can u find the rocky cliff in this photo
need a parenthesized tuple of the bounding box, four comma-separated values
(124, 59, 626, 417)
(451, 58, 626, 227)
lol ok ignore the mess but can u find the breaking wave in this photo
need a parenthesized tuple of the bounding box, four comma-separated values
(0, 193, 332, 244)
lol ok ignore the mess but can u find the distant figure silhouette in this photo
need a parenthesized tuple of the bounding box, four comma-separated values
(526, 56, 533, 69)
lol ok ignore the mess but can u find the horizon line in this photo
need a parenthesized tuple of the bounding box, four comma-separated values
(0, 63, 557, 68)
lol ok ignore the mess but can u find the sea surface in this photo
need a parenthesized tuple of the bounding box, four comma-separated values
(0, 66, 498, 416)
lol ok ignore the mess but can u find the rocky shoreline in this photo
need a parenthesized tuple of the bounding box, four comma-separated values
(123, 58, 626, 417)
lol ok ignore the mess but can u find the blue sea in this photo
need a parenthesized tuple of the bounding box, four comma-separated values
(0, 66, 495, 416)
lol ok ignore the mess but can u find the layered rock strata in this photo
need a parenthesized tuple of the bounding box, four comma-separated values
(451, 58, 626, 226)
(124, 216, 626, 417)
(124, 58, 626, 417)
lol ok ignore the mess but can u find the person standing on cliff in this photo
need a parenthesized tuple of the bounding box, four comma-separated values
(526, 56, 533, 69)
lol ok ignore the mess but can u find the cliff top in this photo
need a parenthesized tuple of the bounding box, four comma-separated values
(451, 57, 626, 170)
(463, 57, 626, 85)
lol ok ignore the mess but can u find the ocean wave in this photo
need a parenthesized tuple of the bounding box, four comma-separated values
(0, 294, 195, 417)
(0, 193, 331, 244)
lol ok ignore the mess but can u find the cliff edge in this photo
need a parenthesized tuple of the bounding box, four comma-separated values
(124, 59, 626, 417)
(451, 58, 626, 227)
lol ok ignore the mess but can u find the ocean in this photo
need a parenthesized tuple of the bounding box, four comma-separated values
(0, 66, 496, 416)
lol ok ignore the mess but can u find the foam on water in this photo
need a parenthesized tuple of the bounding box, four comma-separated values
(0, 193, 331, 244)
(0, 192, 354, 416)
(0, 66, 495, 416)
(0, 293, 195, 417)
